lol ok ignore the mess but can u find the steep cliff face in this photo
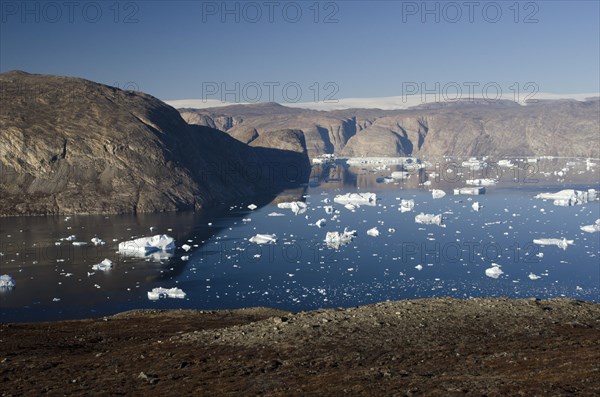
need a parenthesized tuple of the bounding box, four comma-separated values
(0, 72, 307, 216)
(179, 99, 600, 159)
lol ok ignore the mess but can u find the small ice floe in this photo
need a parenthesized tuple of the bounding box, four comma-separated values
(388, 228, 396, 234)
(415, 264, 423, 271)
(454, 187, 485, 195)
(64, 216, 72, 221)
(422, 180, 432, 186)
(466, 178, 497, 186)
(472, 202, 482, 211)
(324, 206, 334, 214)
(535, 189, 598, 206)
(249, 234, 277, 244)
(415, 213, 445, 227)
(91, 237, 105, 246)
(391, 171, 410, 180)
(333, 192, 377, 206)
(366, 227, 380, 237)
(462, 157, 486, 170)
(314, 219, 326, 228)
(485, 264, 504, 279)
(247, 204, 258, 210)
(72, 241, 87, 246)
(61, 235, 77, 241)
(528, 273, 541, 280)
(533, 238, 574, 250)
(147, 287, 186, 300)
(0, 274, 16, 289)
(268, 212, 285, 217)
(118, 235, 176, 258)
(497, 159, 514, 167)
(344, 203, 357, 211)
(580, 219, 600, 233)
(92, 259, 112, 272)
(181, 255, 190, 261)
(325, 228, 357, 249)
(431, 189, 446, 199)
(181, 244, 191, 252)
(277, 201, 307, 215)
(399, 199, 415, 212)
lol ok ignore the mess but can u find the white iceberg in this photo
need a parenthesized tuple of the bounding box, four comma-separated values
(485, 264, 504, 279)
(528, 273, 541, 280)
(277, 201, 307, 215)
(580, 219, 600, 233)
(415, 213, 445, 227)
(533, 238, 574, 250)
(0, 274, 16, 288)
(181, 244, 191, 252)
(535, 189, 598, 206)
(147, 287, 186, 300)
(247, 204, 258, 210)
(249, 234, 277, 244)
(366, 227, 380, 237)
(333, 192, 377, 206)
(92, 259, 113, 272)
(466, 178, 497, 186)
(472, 202, 482, 211)
(399, 199, 415, 212)
(391, 171, 410, 179)
(431, 189, 446, 199)
(91, 237, 105, 246)
(267, 212, 285, 217)
(415, 264, 423, 271)
(324, 205, 334, 214)
(497, 159, 514, 167)
(454, 187, 485, 195)
(325, 228, 357, 249)
(118, 235, 176, 257)
(315, 219, 326, 228)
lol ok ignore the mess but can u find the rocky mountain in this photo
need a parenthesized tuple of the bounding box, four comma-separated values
(0, 72, 310, 216)
(179, 98, 600, 159)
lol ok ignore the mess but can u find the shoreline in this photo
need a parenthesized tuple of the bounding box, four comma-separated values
(2, 297, 599, 395)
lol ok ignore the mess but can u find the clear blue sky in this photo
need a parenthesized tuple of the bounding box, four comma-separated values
(1, 1, 599, 102)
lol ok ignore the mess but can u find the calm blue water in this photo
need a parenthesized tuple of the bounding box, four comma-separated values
(1, 158, 599, 322)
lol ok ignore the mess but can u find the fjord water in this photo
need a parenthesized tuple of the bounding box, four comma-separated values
(1, 158, 599, 322)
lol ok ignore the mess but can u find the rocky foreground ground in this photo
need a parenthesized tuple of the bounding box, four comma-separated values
(1, 298, 599, 396)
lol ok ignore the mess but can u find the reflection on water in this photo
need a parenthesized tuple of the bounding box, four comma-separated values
(1, 157, 599, 322)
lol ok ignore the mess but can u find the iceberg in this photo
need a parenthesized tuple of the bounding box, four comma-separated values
(454, 187, 485, 195)
(533, 238, 574, 250)
(535, 189, 598, 206)
(366, 227, 380, 237)
(391, 171, 410, 180)
(277, 201, 307, 215)
(247, 204, 258, 210)
(333, 192, 377, 206)
(118, 235, 176, 257)
(415, 213, 445, 227)
(485, 265, 504, 279)
(147, 287, 186, 300)
(324, 205, 334, 214)
(182, 244, 191, 252)
(267, 212, 285, 217)
(249, 234, 277, 244)
(314, 219, 326, 228)
(431, 189, 446, 199)
(92, 259, 113, 272)
(497, 159, 514, 167)
(528, 273, 541, 280)
(0, 274, 16, 288)
(399, 199, 415, 212)
(91, 237, 105, 246)
(580, 219, 600, 233)
(472, 202, 482, 211)
(466, 178, 497, 186)
(325, 228, 357, 249)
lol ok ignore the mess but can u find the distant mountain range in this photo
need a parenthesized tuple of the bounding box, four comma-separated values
(177, 98, 600, 159)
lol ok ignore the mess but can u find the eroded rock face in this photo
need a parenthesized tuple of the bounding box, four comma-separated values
(180, 99, 600, 159)
(0, 72, 308, 216)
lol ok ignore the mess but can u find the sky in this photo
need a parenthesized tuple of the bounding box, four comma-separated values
(1, 0, 599, 105)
